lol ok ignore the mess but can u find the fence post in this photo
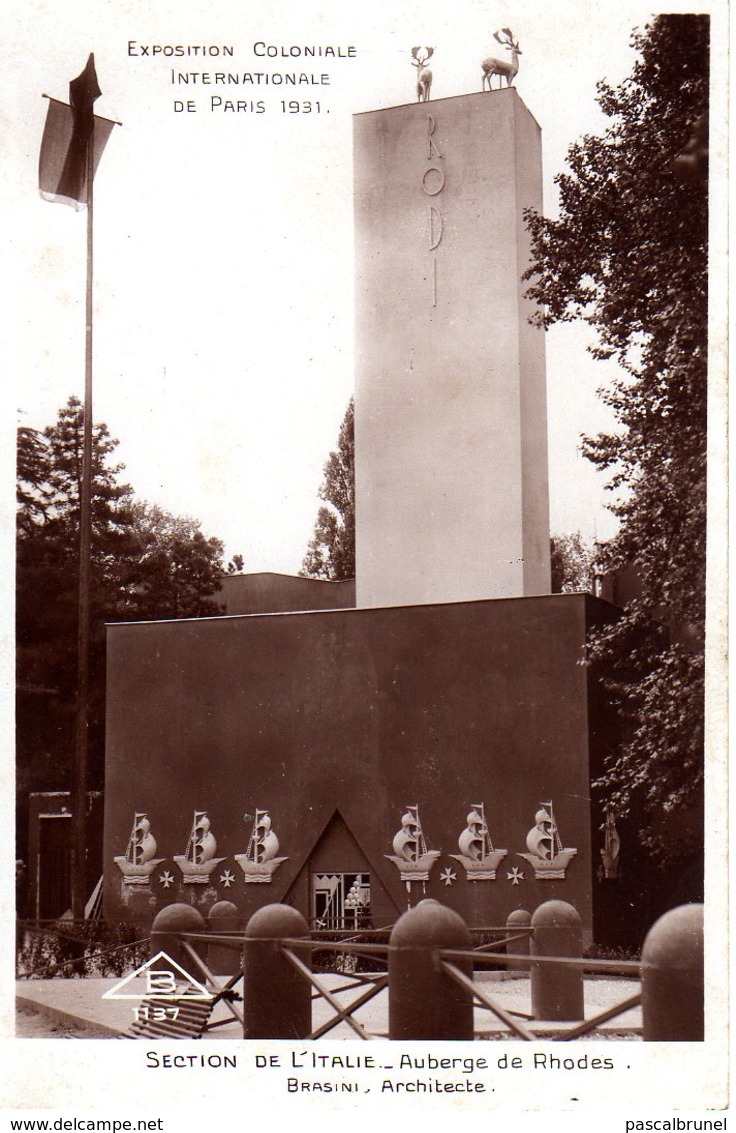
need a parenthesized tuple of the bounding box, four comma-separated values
(641, 904, 704, 1041)
(150, 903, 206, 971)
(207, 900, 241, 976)
(530, 900, 584, 1021)
(389, 898, 474, 1040)
(506, 909, 532, 972)
(243, 904, 311, 1039)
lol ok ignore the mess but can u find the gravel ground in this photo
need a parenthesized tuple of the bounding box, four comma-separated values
(16, 973, 642, 1041)
(16, 1006, 110, 1039)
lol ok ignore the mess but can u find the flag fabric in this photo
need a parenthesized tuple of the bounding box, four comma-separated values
(39, 54, 115, 209)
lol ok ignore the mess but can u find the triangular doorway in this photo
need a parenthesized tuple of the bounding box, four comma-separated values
(284, 808, 402, 929)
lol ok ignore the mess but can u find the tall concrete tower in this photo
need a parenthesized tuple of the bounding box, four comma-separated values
(354, 88, 551, 608)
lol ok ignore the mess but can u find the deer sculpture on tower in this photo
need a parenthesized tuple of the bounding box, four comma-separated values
(411, 46, 434, 102)
(481, 28, 522, 91)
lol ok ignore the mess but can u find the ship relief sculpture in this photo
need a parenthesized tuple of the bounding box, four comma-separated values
(235, 809, 288, 883)
(517, 801, 577, 879)
(450, 803, 508, 880)
(174, 811, 225, 884)
(385, 805, 441, 889)
(599, 807, 621, 880)
(114, 813, 163, 887)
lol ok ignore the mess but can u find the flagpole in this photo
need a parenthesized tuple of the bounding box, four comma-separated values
(39, 55, 116, 920)
(72, 115, 94, 920)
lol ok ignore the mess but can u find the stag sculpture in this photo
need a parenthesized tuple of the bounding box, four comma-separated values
(481, 28, 521, 91)
(411, 46, 434, 102)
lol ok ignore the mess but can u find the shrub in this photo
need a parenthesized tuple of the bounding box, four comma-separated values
(16, 920, 149, 979)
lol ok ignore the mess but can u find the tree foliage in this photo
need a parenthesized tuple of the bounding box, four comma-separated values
(17, 397, 232, 822)
(125, 501, 226, 620)
(525, 15, 708, 869)
(301, 398, 355, 581)
(17, 399, 137, 801)
(550, 532, 596, 594)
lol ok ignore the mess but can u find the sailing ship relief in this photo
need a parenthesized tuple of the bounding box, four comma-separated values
(174, 811, 225, 884)
(517, 801, 577, 879)
(114, 813, 163, 886)
(450, 803, 507, 880)
(599, 807, 621, 879)
(385, 805, 440, 887)
(235, 809, 288, 883)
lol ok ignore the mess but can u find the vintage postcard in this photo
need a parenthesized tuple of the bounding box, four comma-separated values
(2, 0, 728, 1128)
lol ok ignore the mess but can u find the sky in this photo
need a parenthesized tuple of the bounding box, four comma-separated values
(3, 0, 722, 573)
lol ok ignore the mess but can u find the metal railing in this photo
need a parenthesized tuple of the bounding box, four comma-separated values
(145, 898, 702, 1042)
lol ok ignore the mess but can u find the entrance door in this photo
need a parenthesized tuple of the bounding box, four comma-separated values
(37, 815, 72, 919)
(312, 873, 371, 930)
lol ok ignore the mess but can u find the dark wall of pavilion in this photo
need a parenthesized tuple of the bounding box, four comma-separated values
(104, 594, 613, 937)
(217, 572, 356, 616)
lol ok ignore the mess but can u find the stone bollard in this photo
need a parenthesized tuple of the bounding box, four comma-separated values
(207, 901, 241, 976)
(641, 904, 704, 1041)
(150, 903, 206, 972)
(389, 899, 474, 1040)
(530, 900, 584, 1021)
(506, 909, 532, 973)
(243, 904, 311, 1039)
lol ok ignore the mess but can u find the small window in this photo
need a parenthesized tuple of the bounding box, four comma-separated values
(312, 872, 371, 930)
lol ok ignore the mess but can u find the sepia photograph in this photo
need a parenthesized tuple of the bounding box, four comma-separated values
(3, 0, 728, 1126)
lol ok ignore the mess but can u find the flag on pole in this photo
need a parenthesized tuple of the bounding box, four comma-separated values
(39, 53, 115, 209)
